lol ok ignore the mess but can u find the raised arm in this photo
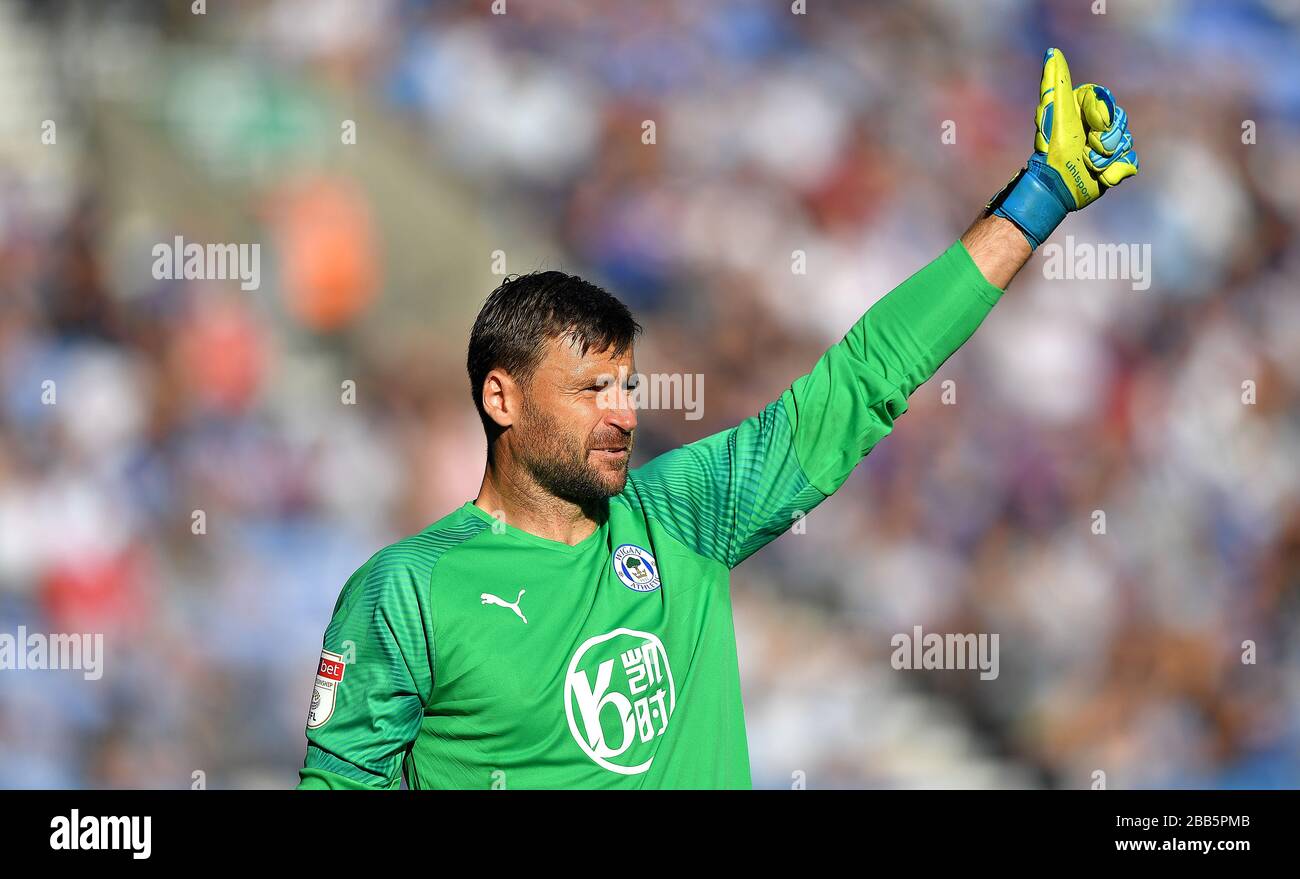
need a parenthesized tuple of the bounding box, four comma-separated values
(960, 213, 1032, 290)
(626, 47, 1138, 570)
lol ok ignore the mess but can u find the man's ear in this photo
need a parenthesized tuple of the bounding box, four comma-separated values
(481, 369, 518, 429)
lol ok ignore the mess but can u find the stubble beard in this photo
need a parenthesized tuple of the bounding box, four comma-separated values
(517, 398, 631, 506)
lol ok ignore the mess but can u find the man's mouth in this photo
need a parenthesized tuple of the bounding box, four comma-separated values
(590, 446, 629, 461)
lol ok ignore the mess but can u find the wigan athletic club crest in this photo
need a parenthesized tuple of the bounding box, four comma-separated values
(306, 649, 346, 729)
(612, 544, 660, 593)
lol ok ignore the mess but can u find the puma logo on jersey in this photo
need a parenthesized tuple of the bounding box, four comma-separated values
(481, 589, 527, 624)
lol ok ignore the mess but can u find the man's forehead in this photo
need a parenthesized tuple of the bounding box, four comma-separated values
(542, 333, 635, 377)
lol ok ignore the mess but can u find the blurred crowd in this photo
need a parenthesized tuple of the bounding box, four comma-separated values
(1, 0, 1298, 788)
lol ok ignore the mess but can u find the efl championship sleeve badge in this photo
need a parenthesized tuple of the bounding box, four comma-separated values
(306, 649, 346, 729)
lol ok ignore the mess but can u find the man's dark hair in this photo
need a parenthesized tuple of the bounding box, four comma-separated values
(467, 270, 642, 447)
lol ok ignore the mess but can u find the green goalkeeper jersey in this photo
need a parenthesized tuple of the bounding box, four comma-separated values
(298, 241, 1003, 789)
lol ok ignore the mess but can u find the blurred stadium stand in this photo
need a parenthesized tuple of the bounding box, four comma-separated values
(0, 0, 1297, 788)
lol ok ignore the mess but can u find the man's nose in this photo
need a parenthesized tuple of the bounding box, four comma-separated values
(607, 396, 637, 433)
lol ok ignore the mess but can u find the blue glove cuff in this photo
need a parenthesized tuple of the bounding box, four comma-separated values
(990, 158, 1072, 250)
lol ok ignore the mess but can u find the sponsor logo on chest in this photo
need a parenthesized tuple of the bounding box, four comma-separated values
(564, 628, 676, 774)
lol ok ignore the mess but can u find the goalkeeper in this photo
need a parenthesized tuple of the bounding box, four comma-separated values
(298, 48, 1137, 789)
